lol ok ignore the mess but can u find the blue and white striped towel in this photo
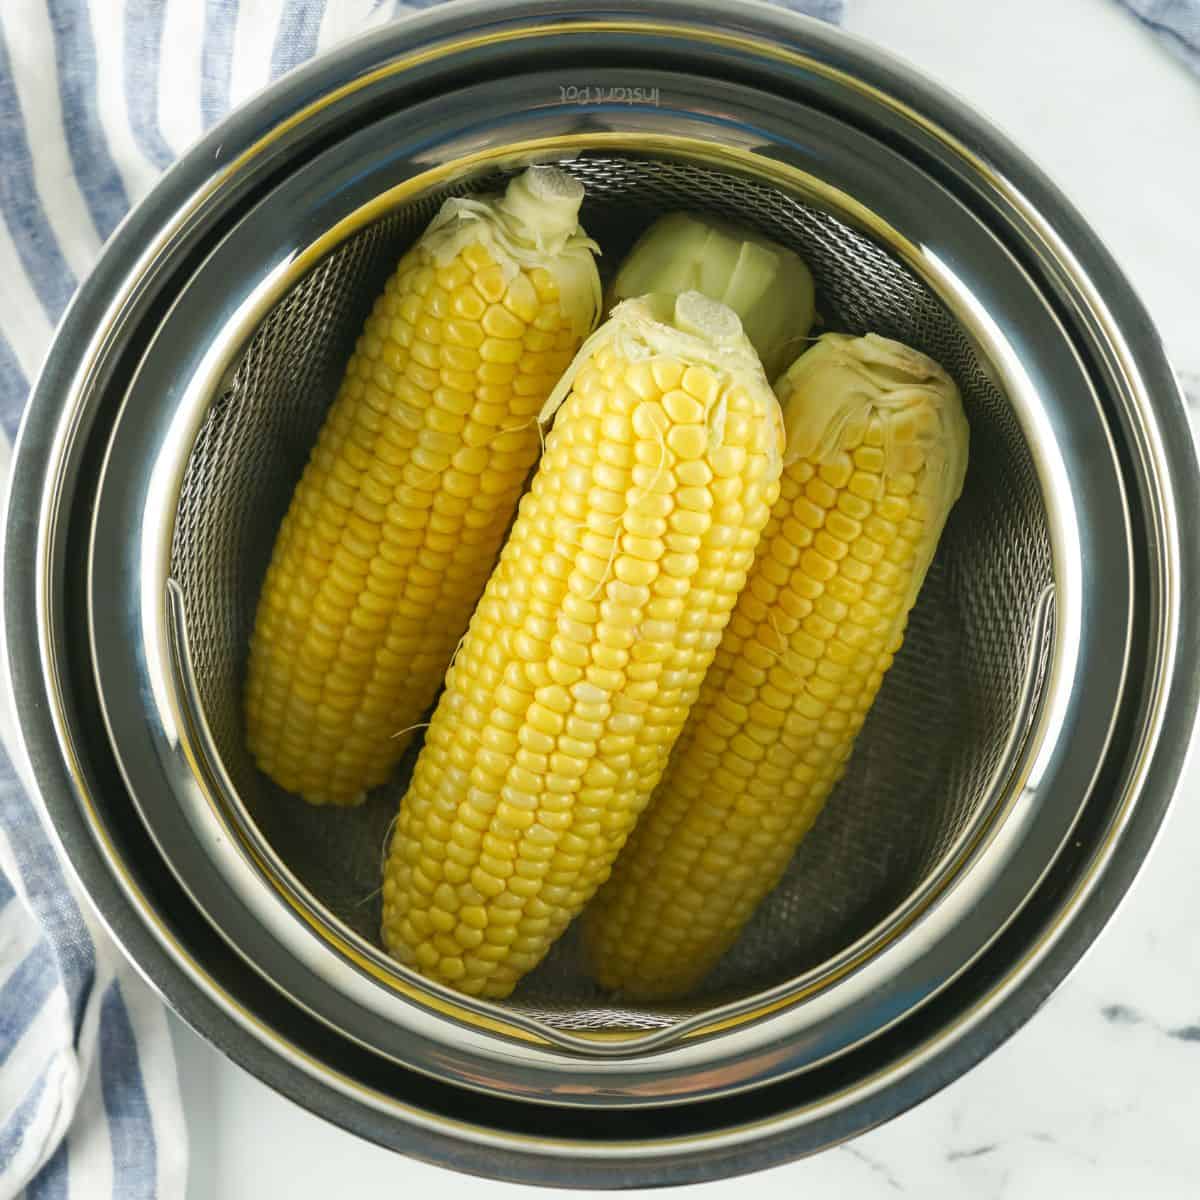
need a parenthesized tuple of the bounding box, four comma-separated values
(1120, 0, 1200, 72)
(0, 1, 1194, 1197)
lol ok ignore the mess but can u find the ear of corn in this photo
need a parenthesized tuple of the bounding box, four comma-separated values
(380, 291, 784, 998)
(583, 333, 969, 999)
(245, 167, 601, 807)
(607, 212, 815, 379)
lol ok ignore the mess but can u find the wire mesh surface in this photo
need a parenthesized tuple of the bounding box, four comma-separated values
(169, 154, 1054, 1029)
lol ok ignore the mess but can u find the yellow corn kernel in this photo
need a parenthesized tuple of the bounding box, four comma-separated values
(381, 292, 782, 997)
(245, 168, 600, 806)
(584, 332, 968, 999)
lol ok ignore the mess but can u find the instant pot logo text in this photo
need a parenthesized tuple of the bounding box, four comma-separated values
(557, 85, 661, 106)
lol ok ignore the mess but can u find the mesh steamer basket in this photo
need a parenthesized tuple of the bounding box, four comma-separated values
(6, 0, 1198, 1186)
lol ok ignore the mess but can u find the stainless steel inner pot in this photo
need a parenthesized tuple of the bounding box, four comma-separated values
(8, 0, 1195, 1186)
(168, 154, 1054, 1029)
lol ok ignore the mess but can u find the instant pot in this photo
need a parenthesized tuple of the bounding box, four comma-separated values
(6, 0, 1197, 1185)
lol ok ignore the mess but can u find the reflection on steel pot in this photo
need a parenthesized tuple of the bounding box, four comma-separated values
(5, 0, 1196, 1187)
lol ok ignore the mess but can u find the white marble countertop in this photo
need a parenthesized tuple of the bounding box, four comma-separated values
(172, 1, 1200, 1196)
